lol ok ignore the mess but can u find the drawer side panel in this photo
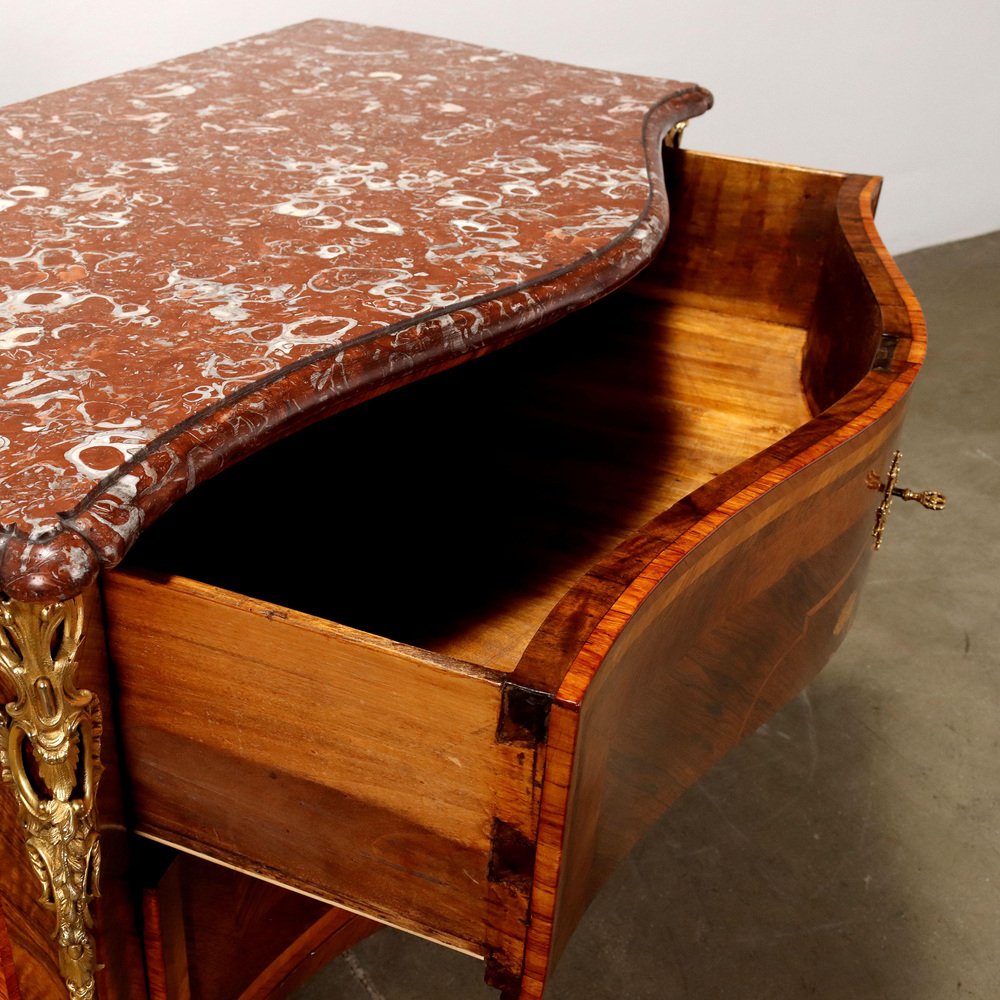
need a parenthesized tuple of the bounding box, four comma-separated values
(538, 401, 909, 984)
(103, 574, 531, 955)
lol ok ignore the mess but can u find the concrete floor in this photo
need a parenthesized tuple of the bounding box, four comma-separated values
(293, 231, 1000, 999)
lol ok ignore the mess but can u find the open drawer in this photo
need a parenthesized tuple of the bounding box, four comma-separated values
(103, 148, 926, 999)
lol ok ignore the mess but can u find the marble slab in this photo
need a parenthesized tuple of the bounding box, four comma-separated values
(0, 19, 711, 600)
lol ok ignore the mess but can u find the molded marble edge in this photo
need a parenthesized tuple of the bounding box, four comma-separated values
(0, 81, 712, 602)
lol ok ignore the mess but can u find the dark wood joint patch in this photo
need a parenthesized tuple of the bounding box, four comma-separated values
(484, 952, 523, 998)
(488, 818, 537, 889)
(873, 334, 899, 371)
(485, 818, 536, 997)
(497, 682, 553, 745)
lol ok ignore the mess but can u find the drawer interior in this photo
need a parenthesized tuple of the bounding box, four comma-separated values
(120, 295, 809, 671)
(115, 149, 861, 675)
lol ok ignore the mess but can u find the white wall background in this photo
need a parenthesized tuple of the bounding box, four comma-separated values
(2, 1, 997, 253)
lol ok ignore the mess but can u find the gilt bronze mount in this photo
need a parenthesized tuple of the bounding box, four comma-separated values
(0, 594, 102, 999)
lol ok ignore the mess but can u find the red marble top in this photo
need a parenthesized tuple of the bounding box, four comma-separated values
(0, 20, 711, 601)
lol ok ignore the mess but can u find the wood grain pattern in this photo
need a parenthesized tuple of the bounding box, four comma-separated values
(428, 303, 811, 670)
(237, 904, 378, 1000)
(639, 149, 844, 327)
(538, 404, 905, 982)
(141, 848, 191, 1000)
(102, 571, 534, 958)
(0, 784, 61, 1000)
(82, 587, 150, 1000)
(0, 893, 24, 1000)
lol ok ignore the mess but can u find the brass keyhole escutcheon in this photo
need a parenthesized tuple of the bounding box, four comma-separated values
(869, 450, 947, 549)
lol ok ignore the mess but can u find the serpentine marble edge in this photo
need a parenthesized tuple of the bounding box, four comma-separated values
(0, 19, 712, 601)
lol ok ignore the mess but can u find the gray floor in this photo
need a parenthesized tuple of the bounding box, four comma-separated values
(293, 231, 1000, 999)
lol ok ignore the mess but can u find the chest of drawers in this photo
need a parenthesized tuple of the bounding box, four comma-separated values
(0, 20, 938, 1000)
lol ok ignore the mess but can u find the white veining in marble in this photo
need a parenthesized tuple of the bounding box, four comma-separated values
(0, 18, 710, 598)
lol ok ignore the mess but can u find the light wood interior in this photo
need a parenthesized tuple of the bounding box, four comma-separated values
(119, 293, 809, 673)
(117, 150, 845, 675)
(415, 298, 811, 669)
